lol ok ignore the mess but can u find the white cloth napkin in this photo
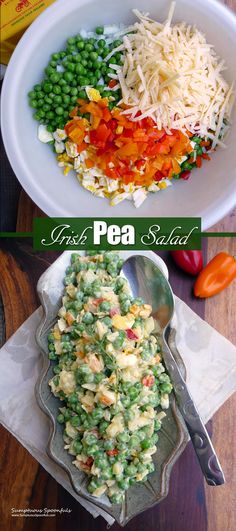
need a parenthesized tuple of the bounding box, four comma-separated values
(0, 299, 236, 525)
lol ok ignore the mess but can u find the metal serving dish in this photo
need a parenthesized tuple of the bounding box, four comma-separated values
(35, 251, 188, 526)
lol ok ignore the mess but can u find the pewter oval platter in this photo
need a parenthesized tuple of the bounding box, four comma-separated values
(35, 251, 188, 526)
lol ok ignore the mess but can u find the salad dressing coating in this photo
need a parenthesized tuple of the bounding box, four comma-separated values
(48, 252, 172, 503)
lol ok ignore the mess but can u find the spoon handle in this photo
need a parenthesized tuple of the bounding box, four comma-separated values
(163, 337, 225, 486)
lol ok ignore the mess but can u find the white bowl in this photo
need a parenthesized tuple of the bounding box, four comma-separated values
(1, 0, 236, 229)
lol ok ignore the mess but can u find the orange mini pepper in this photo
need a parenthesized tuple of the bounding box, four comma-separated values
(194, 252, 236, 298)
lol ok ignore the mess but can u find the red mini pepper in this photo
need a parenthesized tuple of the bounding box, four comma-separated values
(194, 252, 236, 298)
(106, 449, 119, 456)
(171, 250, 203, 276)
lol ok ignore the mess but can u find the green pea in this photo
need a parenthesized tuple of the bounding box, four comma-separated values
(62, 94, 70, 104)
(117, 431, 130, 443)
(121, 396, 130, 408)
(101, 47, 110, 58)
(147, 462, 155, 473)
(77, 41, 85, 50)
(51, 52, 60, 61)
(43, 82, 53, 93)
(120, 300, 131, 314)
(113, 331, 126, 350)
(79, 77, 90, 86)
(129, 435, 140, 448)
(72, 54, 80, 63)
(53, 84, 62, 94)
(151, 433, 159, 444)
(84, 433, 98, 446)
(48, 352, 57, 361)
(102, 316, 112, 327)
(141, 439, 152, 450)
(115, 53, 123, 63)
(110, 492, 124, 504)
(95, 456, 108, 470)
(74, 64, 84, 75)
(73, 440, 83, 454)
(57, 414, 64, 424)
(34, 84, 42, 92)
(29, 99, 38, 108)
(90, 51, 98, 61)
(99, 300, 110, 312)
(109, 57, 117, 65)
(60, 77, 68, 86)
(160, 383, 172, 394)
(82, 312, 94, 324)
(55, 106, 64, 116)
(67, 62, 76, 72)
(53, 95, 62, 105)
(101, 468, 113, 481)
(113, 39, 123, 47)
(28, 90, 36, 99)
(53, 365, 61, 374)
(92, 407, 104, 421)
(99, 420, 109, 433)
(80, 59, 87, 68)
(97, 39, 106, 48)
(85, 43, 94, 52)
(45, 96, 53, 104)
(92, 58, 101, 69)
(70, 415, 80, 427)
(159, 373, 170, 383)
(63, 71, 73, 83)
(118, 478, 130, 490)
(125, 464, 137, 477)
(192, 136, 202, 144)
(70, 87, 78, 96)
(50, 72, 60, 84)
(182, 162, 193, 171)
(67, 36, 76, 45)
(66, 45, 77, 54)
(81, 50, 89, 59)
(95, 26, 104, 35)
(94, 373, 104, 384)
(87, 262, 96, 271)
(62, 85, 71, 94)
(129, 386, 139, 402)
(103, 439, 114, 450)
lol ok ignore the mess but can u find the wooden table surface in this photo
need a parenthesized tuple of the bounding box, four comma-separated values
(0, 1, 236, 528)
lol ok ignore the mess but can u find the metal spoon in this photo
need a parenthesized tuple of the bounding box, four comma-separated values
(121, 255, 225, 486)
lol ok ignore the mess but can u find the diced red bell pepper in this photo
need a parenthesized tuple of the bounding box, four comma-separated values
(106, 449, 119, 456)
(126, 329, 139, 340)
(154, 171, 164, 182)
(180, 170, 191, 180)
(142, 375, 155, 387)
(110, 308, 120, 317)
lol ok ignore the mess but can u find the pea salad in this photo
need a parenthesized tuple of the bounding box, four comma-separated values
(48, 252, 172, 504)
(28, 4, 234, 208)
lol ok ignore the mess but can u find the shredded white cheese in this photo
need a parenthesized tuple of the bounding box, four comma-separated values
(109, 2, 234, 147)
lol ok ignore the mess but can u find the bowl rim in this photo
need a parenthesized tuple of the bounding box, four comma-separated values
(1, 0, 236, 228)
(35, 250, 189, 525)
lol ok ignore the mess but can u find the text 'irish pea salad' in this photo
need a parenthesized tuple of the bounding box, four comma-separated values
(29, 2, 234, 208)
(48, 252, 172, 504)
